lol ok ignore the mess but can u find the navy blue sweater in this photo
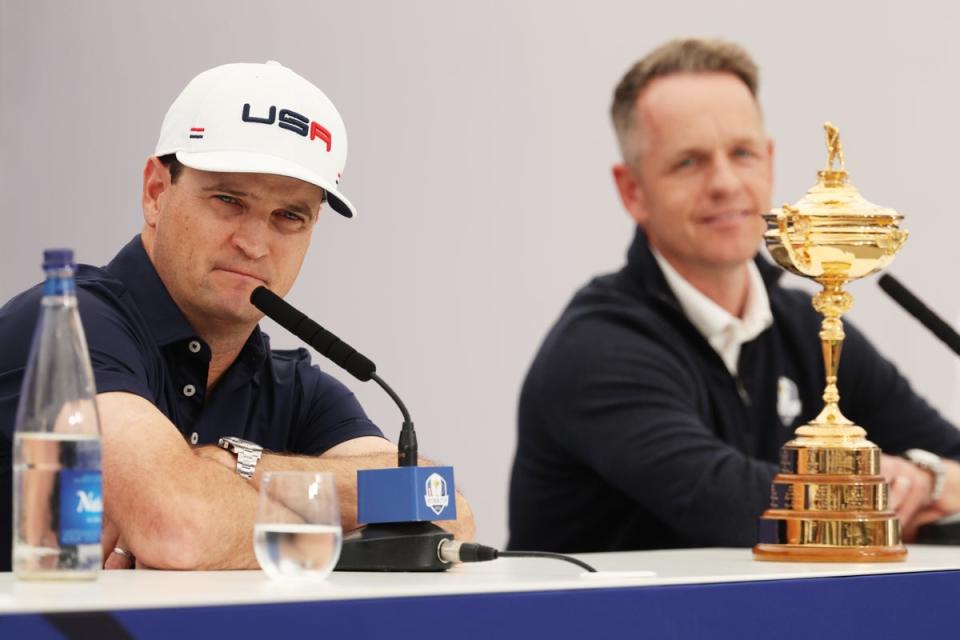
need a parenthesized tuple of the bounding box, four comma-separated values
(508, 229, 960, 553)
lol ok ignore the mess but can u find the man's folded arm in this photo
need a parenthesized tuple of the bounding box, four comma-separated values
(197, 438, 477, 541)
(98, 391, 261, 570)
(100, 388, 478, 569)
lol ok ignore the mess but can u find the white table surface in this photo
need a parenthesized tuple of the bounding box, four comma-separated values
(1, 545, 958, 614)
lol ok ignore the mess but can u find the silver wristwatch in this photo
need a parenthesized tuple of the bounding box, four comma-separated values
(218, 436, 263, 480)
(903, 448, 945, 502)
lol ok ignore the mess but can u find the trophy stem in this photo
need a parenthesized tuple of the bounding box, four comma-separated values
(810, 279, 854, 428)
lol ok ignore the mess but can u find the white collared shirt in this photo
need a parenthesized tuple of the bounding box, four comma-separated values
(652, 249, 773, 375)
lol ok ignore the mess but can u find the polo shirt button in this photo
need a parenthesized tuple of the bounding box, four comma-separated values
(183, 384, 196, 397)
(188, 340, 202, 354)
(190, 432, 199, 445)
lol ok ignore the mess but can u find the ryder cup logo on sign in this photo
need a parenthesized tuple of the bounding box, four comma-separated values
(424, 473, 450, 516)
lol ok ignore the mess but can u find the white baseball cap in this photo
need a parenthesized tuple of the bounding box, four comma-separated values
(155, 61, 355, 218)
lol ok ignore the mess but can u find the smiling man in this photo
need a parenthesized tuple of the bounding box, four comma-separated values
(508, 38, 960, 553)
(0, 61, 473, 571)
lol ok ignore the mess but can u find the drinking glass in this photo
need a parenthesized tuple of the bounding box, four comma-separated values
(253, 471, 342, 580)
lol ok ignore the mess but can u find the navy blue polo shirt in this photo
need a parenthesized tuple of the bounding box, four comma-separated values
(0, 236, 383, 570)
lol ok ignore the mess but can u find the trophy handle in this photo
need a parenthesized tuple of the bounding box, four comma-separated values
(882, 227, 909, 253)
(776, 204, 814, 271)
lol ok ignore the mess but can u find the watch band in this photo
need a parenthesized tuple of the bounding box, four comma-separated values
(218, 437, 263, 480)
(903, 448, 945, 502)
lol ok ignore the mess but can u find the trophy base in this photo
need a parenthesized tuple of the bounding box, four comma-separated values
(753, 543, 907, 563)
(754, 509, 906, 563)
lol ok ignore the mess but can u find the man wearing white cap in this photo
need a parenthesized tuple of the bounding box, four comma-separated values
(0, 61, 473, 571)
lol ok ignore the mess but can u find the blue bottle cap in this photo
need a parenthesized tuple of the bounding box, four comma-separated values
(43, 248, 75, 270)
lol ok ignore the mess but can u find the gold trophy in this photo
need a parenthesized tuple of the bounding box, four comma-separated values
(753, 123, 909, 562)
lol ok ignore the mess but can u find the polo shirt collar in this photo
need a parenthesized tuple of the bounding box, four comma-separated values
(106, 236, 198, 346)
(623, 227, 778, 374)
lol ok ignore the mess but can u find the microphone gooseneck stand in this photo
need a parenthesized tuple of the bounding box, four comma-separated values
(250, 286, 597, 572)
(340, 371, 453, 572)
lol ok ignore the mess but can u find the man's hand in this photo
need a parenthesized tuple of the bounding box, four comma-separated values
(901, 458, 960, 540)
(882, 453, 936, 541)
(104, 542, 135, 569)
(101, 517, 131, 569)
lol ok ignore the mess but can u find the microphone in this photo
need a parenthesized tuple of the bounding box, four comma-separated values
(250, 286, 376, 381)
(877, 274, 960, 357)
(250, 286, 457, 571)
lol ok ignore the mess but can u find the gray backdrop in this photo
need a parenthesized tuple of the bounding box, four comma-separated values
(3, 0, 959, 546)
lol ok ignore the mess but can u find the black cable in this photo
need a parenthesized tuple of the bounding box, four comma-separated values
(439, 540, 597, 572)
(496, 550, 598, 573)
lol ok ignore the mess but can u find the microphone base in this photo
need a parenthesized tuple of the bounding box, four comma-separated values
(334, 522, 454, 572)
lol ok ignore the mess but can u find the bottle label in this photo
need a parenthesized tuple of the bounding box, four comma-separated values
(43, 277, 76, 296)
(59, 470, 103, 545)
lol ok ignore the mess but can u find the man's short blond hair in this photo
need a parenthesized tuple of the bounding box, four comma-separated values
(610, 38, 759, 163)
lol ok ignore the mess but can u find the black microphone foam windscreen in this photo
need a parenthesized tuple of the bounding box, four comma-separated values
(250, 286, 377, 381)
